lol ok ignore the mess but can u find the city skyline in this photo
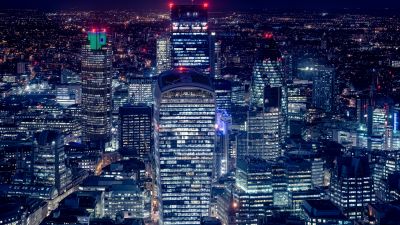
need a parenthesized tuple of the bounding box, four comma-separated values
(2, 1, 400, 225)
(3, 0, 400, 11)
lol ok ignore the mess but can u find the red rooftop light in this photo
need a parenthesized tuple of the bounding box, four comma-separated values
(92, 28, 96, 33)
(264, 32, 273, 39)
(169, 2, 174, 9)
(203, 2, 209, 8)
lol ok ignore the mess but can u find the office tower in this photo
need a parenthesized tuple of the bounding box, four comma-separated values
(118, 104, 152, 159)
(113, 86, 130, 113)
(297, 59, 335, 113)
(3, 141, 34, 185)
(215, 110, 232, 179)
(155, 69, 215, 225)
(61, 69, 80, 84)
(170, 3, 210, 75)
(247, 36, 287, 160)
(81, 29, 112, 147)
(217, 157, 274, 225)
(286, 159, 312, 193)
(157, 36, 171, 75)
(285, 148, 324, 188)
(271, 161, 289, 207)
(214, 79, 232, 113)
(359, 94, 396, 151)
(33, 130, 71, 193)
(311, 64, 335, 113)
(329, 156, 375, 220)
(210, 32, 222, 79)
(55, 84, 81, 106)
(248, 85, 284, 160)
(373, 153, 399, 201)
(231, 80, 247, 107)
(104, 182, 145, 219)
(128, 77, 155, 106)
(287, 79, 312, 135)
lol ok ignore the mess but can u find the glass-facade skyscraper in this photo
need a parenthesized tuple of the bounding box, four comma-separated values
(247, 36, 288, 160)
(155, 69, 215, 225)
(33, 130, 71, 193)
(170, 4, 210, 75)
(81, 30, 112, 147)
(118, 104, 152, 159)
(157, 35, 171, 75)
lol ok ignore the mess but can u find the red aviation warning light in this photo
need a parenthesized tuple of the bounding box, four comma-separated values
(264, 32, 273, 39)
(169, 2, 174, 9)
(203, 2, 209, 8)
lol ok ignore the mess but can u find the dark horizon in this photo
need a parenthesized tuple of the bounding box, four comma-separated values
(2, 0, 400, 11)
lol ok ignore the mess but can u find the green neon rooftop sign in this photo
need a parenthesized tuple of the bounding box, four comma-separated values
(88, 30, 107, 50)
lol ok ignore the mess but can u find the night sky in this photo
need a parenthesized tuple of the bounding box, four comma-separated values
(2, 0, 400, 11)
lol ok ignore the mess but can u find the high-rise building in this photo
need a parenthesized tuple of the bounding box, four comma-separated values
(329, 156, 375, 220)
(113, 86, 130, 113)
(214, 79, 232, 113)
(128, 77, 155, 106)
(118, 104, 152, 159)
(155, 69, 215, 225)
(311, 64, 335, 113)
(33, 130, 71, 193)
(247, 36, 287, 161)
(286, 79, 312, 136)
(217, 157, 274, 225)
(210, 32, 222, 79)
(215, 109, 232, 179)
(157, 36, 171, 75)
(81, 30, 112, 147)
(104, 181, 145, 219)
(297, 59, 335, 113)
(170, 3, 210, 75)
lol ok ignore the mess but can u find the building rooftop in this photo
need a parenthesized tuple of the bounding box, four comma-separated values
(158, 69, 213, 93)
(303, 200, 347, 219)
(170, 4, 208, 22)
(336, 156, 370, 178)
(34, 130, 61, 145)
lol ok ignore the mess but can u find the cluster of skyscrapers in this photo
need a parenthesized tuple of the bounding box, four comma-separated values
(3, 2, 400, 225)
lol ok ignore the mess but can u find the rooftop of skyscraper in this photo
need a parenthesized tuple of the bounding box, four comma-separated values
(158, 68, 213, 92)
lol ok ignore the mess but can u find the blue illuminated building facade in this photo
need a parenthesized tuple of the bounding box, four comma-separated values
(155, 69, 215, 225)
(81, 30, 112, 147)
(170, 4, 210, 75)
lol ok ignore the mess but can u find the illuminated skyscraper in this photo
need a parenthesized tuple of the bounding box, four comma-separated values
(210, 32, 222, 79)
(118, 104, 152, 159)
(33, 130, 71, 193)
(297, 59, 335, 113)
(215, 109, 231, 179)
(81, 30, 112, 147)
(128, 77, 155, 106)
(157, 36, 171, 75)
(247, 36, 287, 160)
(214, 79, 232, 113)
(329, 156, 375, 220)
(155, 69, 215, 225)
(170, 3, 210, 75)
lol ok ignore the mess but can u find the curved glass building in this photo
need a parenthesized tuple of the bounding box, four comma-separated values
(81, 30, 112, 147)
(154, 69, 215, 225)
